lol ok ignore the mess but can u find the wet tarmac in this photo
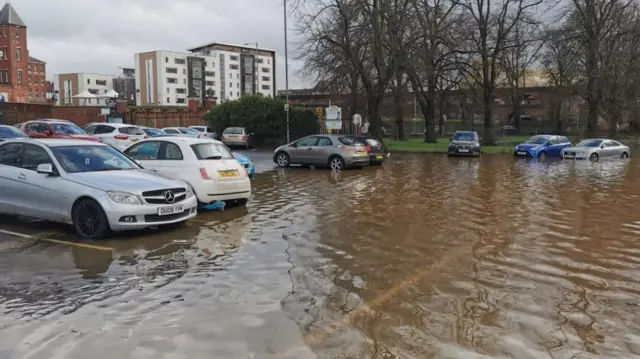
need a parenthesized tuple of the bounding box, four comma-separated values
(1, 152, 640, 358)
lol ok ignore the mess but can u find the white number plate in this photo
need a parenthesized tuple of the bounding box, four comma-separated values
(564, 154, 575, 158)
(158, 205, 183, 216)
(459, 149, 469, 153)
(517, 151, 527, 155)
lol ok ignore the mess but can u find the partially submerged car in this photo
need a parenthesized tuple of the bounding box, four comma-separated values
(448, 131, 481, 157)
(561, 139, 630, 161)
(514, 135, 572, 160)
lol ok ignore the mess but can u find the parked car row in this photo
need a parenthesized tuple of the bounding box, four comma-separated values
(273, 134, 386, 170)
(514, 135, 630, 161)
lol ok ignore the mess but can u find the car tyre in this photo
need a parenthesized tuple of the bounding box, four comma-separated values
(329, 156, 345, 170)
(276, 152, 290, 167)
(72, 198, 110, 240)
(590, 153, 599, 162)
(621, 152, 629, 159)
(538, 151, 547, 161)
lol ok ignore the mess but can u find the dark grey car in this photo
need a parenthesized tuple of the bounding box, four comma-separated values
(448, 131, 481, 157)
(273, 135, 370, 170)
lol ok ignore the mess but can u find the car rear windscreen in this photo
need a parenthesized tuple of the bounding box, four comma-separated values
(190, 143, 234, 160)
(119, 126, 145, 135)
(224, 128, 243, 135)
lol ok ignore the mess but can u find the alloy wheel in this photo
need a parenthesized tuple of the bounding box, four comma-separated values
(330, 157, 344, 170)
(77, 203, 101, 237)
(277, 153, 289, 167)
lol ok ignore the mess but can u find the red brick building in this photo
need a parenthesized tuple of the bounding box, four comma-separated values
(0, 3, 46, 103)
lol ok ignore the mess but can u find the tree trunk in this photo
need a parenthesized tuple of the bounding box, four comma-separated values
(393, 89, 406, 140)
(424, 73, 437, 143)
(554, 101, 563, 135)
(483, 90, 495, 145)
(367, 95, 383, 141)
(438, 93, 446, 138)
(586, 40, 599, 137)
(512, 92, 521, 134)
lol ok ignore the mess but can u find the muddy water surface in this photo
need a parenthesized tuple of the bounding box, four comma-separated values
(1, 154, 640, 358)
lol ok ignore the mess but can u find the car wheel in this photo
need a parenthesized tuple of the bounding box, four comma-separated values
(276, 152, 290, 167)
(590, 153, 599, 162)
(72, 198, 110, 239)
(329, 156, 345, 170)
(621, 152, 629, 159)
(538, 151, 547, 161)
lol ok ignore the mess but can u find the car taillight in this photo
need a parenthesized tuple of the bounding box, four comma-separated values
(242, 136, 247, 141)
(114, 135, 129, 140)
(144, 135, 148, 139)
(365, 145, 372, 152)
(199, 168, 210, 179)
(342, 146, 360, 152)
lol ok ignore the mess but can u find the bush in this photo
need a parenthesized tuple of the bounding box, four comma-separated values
(204, 95, 319, 146)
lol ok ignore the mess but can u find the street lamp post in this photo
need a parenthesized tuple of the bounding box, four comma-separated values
(284, 0, 290, 143)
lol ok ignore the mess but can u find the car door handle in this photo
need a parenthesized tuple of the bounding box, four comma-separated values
(17, 173, 26, 180)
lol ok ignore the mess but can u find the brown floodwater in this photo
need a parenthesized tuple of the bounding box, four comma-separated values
(1, 154, 640, 358)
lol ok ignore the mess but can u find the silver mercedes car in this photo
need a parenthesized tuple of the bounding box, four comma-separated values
(0, 139, 198, 239)
(561, 139, 630, 161)
(273, 134, 370, 170)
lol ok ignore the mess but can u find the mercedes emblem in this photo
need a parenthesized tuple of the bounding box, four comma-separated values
(164, 191, 176, 203)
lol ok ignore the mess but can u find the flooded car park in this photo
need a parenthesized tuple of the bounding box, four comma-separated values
(1, 152, 640, 358)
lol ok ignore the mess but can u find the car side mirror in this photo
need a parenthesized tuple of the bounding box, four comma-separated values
(601, 144, 606, 149)
(290, 143, 297, 148)
(36, 163, 54, 175)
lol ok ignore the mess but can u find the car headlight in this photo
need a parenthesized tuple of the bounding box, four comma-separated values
(185, 185, 194, 198)
(107, 191, 142, 205)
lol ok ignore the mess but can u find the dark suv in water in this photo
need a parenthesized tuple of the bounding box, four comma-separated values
(448, 131, 481, 157)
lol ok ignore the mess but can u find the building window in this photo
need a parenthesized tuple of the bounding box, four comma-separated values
(16, 48, 20, 61)
(15, 26, 19, 38)
(165, 57, 168, 63)
(205, 71, 214, 77)
(230, 64, 239, 70)
(176, 88, 186, 94)
(28, 77, 31, 84)
(87, 98, 92, 104)
(206, 81, 214, 86)
(87, 78, 90, 84)
(229, 92, 232, 98)
(262, 76, 270, 81)
(229, 55, 238, 61)
(166, 67, 177, 74)
(262, 84, 271, 90)
(175, 58, 185, 64)
(183, 79, 186, 84)
(229, 82, 232, 88)
(182, 69, 186, 75)
(2, 26, 5, 37)
(40, 65, 44, 73)
(35, 90, 39, 97)
(267, 59, 270, 65)
(261, 68, 270, 73)
(258, 59, 264, 64)
(17, 70, 21, 84)
(237, 82, 239, 88)
(96, 79, 107, 86)
(88, 89, 99, 95)
(229, 73, 232, 79)
(237, 92, 240, 97)
(166, 97, 170, 103)
(176, 98, 186, 104)
(166, 87, 170, 93)
(28, 89, 32, 98)
(167, 77, 177, 84)
(236, 74, 239, 79)
(27, 64, 31, 72)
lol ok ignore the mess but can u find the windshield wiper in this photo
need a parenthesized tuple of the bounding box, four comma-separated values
(90, 168, 124, 172)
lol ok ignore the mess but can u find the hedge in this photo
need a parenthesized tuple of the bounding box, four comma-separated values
(203, 95, 320, 146)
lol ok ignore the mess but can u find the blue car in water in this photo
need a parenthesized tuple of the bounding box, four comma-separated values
(513, 135, 572, 160)
(233, 151, 255, 178)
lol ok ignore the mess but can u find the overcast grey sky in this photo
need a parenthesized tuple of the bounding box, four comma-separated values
(15, 0, 310, 89)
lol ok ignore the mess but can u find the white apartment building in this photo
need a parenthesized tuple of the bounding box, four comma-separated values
(54, 72, 116, 106)
(134, 43, 276, 106)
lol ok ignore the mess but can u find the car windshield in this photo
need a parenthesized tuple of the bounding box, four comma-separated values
(0, 126, 28, 138)
(191, 143, 234, 160)
(453, 132, 477, 141)
(525, 136, 549, 145)
(191, 127, 205, 132)
(142, 128, 163, 136)
(224, 127, 243, 135)
(51, 123, 86, 135)
(576, 139, 603, 147)
(179, 128, 200, 135)
(52, 145, 140, 173)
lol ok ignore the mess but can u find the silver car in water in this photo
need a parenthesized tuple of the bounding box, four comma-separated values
(561, 139, 631, 161)
(0, 139, 198, 239)
(273, 134, 370, 170)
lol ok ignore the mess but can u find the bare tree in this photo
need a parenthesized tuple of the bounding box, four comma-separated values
(455, 0, 543, 144)
(389, 69, 409, 139)
(498, 15, 545, 134)
(568, 0, 635, 137)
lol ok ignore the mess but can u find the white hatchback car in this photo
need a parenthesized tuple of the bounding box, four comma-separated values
(123, 137, 251, 206)
(84, 123, 148, 150)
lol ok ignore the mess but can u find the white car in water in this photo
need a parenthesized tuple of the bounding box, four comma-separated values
(123, 137, 251, 206)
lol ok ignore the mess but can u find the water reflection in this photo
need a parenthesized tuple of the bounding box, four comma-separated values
(0, 154, 639, 358)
